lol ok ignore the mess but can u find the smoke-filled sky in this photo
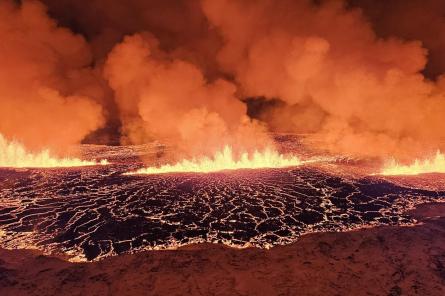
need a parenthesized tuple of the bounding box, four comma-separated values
(1, 0, 445, 160)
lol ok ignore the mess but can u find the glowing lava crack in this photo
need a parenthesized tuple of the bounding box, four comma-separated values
(0, 134, 108, 168)
(126, 145, 304, 175)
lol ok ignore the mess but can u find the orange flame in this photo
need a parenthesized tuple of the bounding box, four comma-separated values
(380, 151, 445, 176)
(0, 134, 108, 168)
(126, 145, 304, 175)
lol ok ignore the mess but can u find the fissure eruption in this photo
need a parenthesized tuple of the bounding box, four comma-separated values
(126, 145, 304, 175)
(0, 134, 108, 168)
(1, 0, 445, 172)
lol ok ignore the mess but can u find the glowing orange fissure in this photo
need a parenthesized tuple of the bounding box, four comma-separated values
(0, 134, 108, 168)
(380, 151, 445, 176)
(126, 145, 307, 175)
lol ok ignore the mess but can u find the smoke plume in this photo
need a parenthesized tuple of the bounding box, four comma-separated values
(349, 0, 445, 79)
(0, 0, 104, 153)
(104, 33, 270, 156)
(2, 0, 445, 161)
(202, 0, 445, 160)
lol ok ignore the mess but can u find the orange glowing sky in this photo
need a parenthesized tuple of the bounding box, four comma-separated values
(1, 0, 445, 174)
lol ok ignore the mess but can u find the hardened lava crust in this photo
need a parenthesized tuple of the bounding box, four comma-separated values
(0, 142, 444, 261)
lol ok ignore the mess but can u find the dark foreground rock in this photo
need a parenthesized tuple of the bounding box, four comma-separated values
(2, 165, 443, 261)
(1, 203, 445, 296)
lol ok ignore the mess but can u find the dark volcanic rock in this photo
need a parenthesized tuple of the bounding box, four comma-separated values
(0, 161, 443, 260)
(0, 203, 445, 296)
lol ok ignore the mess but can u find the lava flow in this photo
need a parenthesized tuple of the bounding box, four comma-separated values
(0, 134, 108, 168)
(126, 145, 304, 175)
(380, 151, 445, 176)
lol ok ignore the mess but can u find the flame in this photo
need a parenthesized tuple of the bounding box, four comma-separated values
(127, 145, 304, 175)
(0, 134, 108, 168)
(380, 151, 445, 176)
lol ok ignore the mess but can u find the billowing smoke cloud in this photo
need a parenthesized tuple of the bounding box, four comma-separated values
(2, 0, 445, 161)
(104, 33, 271, 156)
(0, 0, 104, 153)
(40, 0, 222, 77)
(202, 0, 445, 160)
(349, 0, 445, 79)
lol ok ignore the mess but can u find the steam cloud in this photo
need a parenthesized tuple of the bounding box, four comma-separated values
(103, 33, 270, 156)
(202, 0, 445, 160)
(0, 0, 105, 153)
(1, 0, 445, 161)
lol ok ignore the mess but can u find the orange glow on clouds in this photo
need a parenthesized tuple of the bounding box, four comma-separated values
(126, 145, 304, 175)
(0, 134, 108, 168)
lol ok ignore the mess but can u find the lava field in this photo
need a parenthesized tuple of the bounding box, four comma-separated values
(0, 144, 444, 261)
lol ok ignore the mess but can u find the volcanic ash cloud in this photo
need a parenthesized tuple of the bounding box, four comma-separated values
(104, 33, 272, 157)
(3, 0, 445, 164)
(202, 0, 445, 161)
(0, 0, 104, 154)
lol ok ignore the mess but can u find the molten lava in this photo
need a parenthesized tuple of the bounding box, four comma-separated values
(380, 151, 445, 176)
(127, 145, 304, 175)
(0, 134, 108, 168)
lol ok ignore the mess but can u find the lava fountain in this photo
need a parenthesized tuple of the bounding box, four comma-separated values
(126, 145, 305, 175)
(380, 151, 445, 176)
(0, 134, 108, 168)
